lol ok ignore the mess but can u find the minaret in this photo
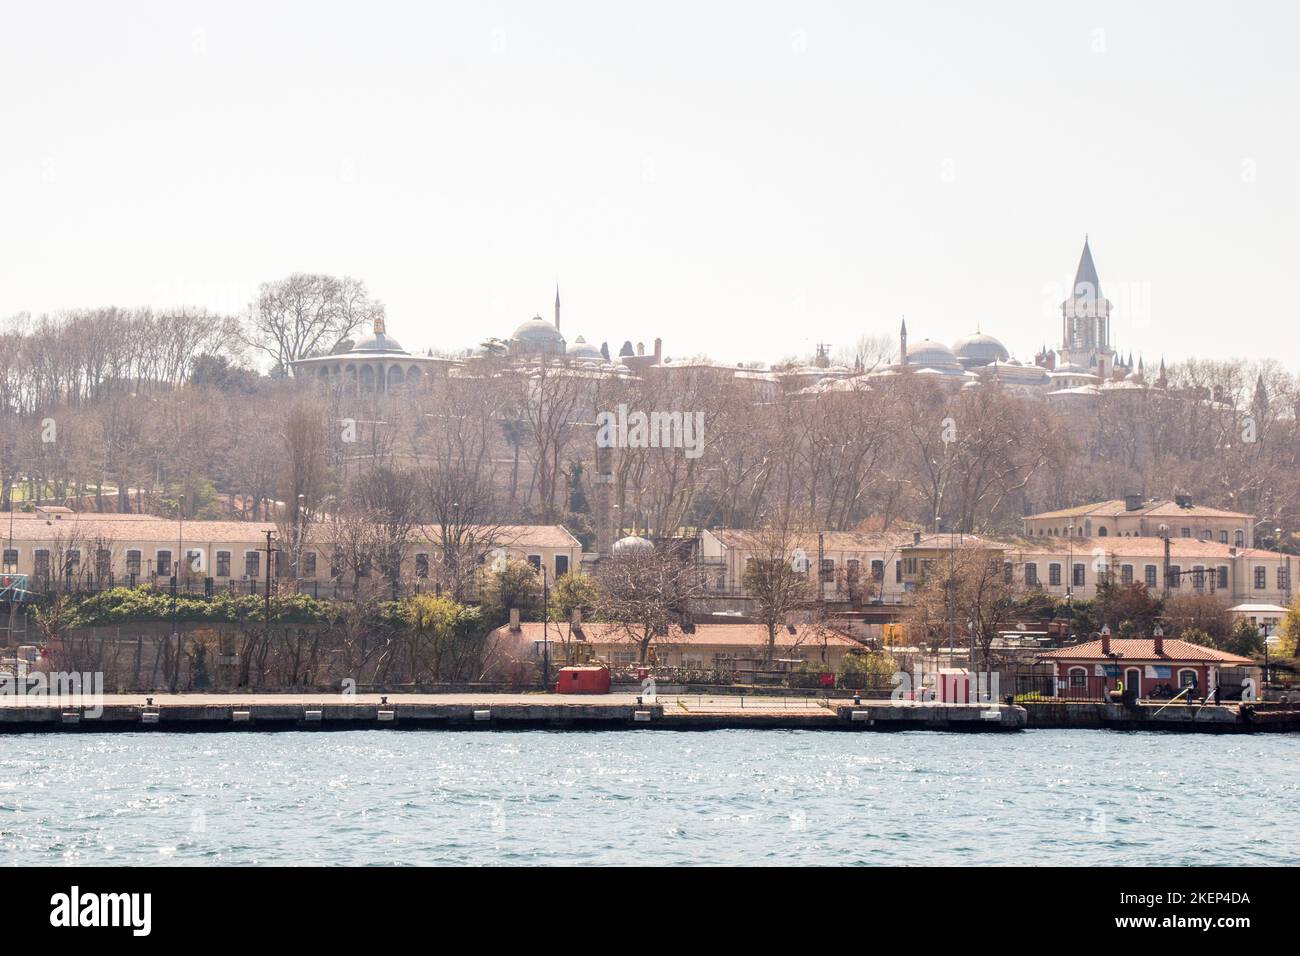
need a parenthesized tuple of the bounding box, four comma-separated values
(554, 286, 561, 332)
(899, 317, 908, 367)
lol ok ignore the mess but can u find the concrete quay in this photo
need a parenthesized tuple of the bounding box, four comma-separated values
(3, 692, 1294, 732)
(0, 692, 1027, 732)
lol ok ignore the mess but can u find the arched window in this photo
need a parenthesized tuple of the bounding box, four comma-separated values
(1178, 668, 1198, 689)
(360, 365, 376, 392)
(1068, 666, 1087, 690)
(1098, 527, 1108, 537)
(1235, 530, 1244, 548)
(386, 365, 404, 390)
(407, 366, 422, 386)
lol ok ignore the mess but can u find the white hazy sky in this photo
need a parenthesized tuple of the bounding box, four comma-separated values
(2, 1, 1297, 368)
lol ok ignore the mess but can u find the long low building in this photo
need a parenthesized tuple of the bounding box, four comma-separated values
(0, 507, 581, 594)
(697, 526, 1294, 607)
(494, 620, 862, 671)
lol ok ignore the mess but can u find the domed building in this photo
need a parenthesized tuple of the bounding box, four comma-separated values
(612, 535, 655, 555)
(567, 335, 603, 361)
(952, 331, 1010, 369)
(510, 314, 566, 357)
(291, 316, 459, 393)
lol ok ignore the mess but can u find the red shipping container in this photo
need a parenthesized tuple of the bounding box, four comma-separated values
(554, 666, 612, 694)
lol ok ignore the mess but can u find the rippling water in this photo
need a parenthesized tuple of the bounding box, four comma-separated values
(1, 730, 1296, 866)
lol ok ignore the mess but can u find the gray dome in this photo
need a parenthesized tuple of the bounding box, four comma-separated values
(906, 339, 960, 368)
(612, 535, 654, 554)
(510, 316, 566, 356)
(952, 332, 1009, 368)
(567, 335, 602, 360)
(349, 331, 408, 354)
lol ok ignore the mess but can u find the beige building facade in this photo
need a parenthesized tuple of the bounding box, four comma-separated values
(1, 508, 581, 594)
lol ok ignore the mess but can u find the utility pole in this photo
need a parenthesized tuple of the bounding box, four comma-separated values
(263, 530, 277, 642)
(1160, 523, 1171, 599)
(169, 493, 184, 693)
(541, 566, 551, 692)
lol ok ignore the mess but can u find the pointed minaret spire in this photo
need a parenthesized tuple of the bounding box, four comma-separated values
(554, 285, 561, 332)
(899, 316, 908, 367)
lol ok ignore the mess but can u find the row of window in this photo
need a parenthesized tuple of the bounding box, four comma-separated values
(1036, 526, 1246, 546)
(2, 548, 571, 581)
(746, 552, 1289, 593)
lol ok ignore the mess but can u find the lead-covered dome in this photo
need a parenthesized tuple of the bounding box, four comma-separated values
(952, 332, 1009, 368)
(567, 335, 602, 360)
(349, 331, 408, 354)
(906, 339, 960, 369)
(510, 315, 566, 356)
(612, 535, 654, 554)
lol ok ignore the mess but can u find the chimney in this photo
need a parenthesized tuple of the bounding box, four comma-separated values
(913, 531, 922, 546)
(509, 607, 520, 633)
(1124, 493, 1143, 512)
(1175, 494, 1193, 509)
(653, 337, 662, 364)
(1154, 632, 1163, 656)
(1100, 627, 1111, 655)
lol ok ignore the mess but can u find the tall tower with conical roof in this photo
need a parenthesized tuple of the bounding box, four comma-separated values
(554, 286, 561, 333)
(1057, 237, 1117, 380)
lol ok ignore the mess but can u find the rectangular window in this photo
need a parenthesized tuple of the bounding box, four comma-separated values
(1280, 566, 1291, 591)
(527, 554, 541, 571)
(65, 550, 80, 576)
(302, 552, 317, 577)
(1072, 563, 1085, 587)
(1049, 563, 1061, 586)
(245, 551, 260, 578)
(820, 559, 834, 583)
(1003, 562, 1013, 584)
(156, 550, 172, 577)
(555, 554, 569, 577)
(2, 548, 16, 573)
(415, 553, 430, 578)
(871, 559, 883, 581)
(1181, 528, 1191, 538)
(95, 548, 111, 580)
(1218, 566, 1229, 590)
(1121, 564, 1134, 585)
(1192, 566, 1205, 590)
(1169, 565, 1181, 588)
(216, 551, 231, 577)
(1144, 565, 1157, 588)
(845, 559, 859, 583)
(34, 549, 50, 583)
(1255, 566, 1267, 590)
(126, 550, 141, 576)
(1025, 563, 1038, 586)
(1219, 531, 1228, 544)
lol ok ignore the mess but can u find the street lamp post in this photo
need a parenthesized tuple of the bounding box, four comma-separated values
(541, 566, 551, 692)
(169, 493, 184, 693)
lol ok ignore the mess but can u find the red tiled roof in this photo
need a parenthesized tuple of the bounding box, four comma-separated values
(1026, 499, 1252, 521)
(494, 622, 860, 648)
(993, 536, 1277, 560)
(1037, 638, 1254, 666)
(3, 515, 579, 550)
(709, 529, 915, 552)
